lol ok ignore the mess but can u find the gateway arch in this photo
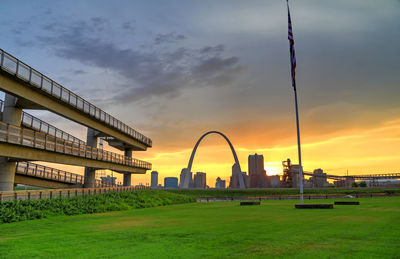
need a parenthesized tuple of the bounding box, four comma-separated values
(182, 131, 246, 189)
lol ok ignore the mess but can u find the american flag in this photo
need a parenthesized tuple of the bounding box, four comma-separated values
(287, 0, 296, 90)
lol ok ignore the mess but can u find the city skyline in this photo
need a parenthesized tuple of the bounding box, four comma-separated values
(1, 0, 399, 186)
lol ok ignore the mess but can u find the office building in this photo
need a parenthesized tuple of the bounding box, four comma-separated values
(179, 168, 193, 188)
(194, 172, 206, 188)
(215, 177, 226, 188)
(248, 154, 267, 188)
(164, 177, 178, 188)
(229, 163, 247, 188)
(151, 171, 158, 188)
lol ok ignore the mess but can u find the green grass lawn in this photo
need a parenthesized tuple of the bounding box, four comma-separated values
(0, 197, 399, 258)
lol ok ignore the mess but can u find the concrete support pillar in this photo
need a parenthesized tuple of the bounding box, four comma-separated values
(84, 128, 98, 188)
(123, 148, 132, 186)
(0, 94, 22, 191)
(123, 173, 131, 187)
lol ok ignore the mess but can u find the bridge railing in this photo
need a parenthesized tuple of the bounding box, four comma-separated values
(0, 99, 86, 145)
(17, 161, 121, 187)
(0, 121, 152, 170)
(0, 49, 152, 147)
(21, 112, 86, 145)
(17, 161, 84, 184)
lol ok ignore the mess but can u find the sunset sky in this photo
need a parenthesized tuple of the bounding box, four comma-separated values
(1, 0, 399, 186)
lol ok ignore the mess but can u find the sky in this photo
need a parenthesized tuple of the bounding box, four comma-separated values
(1, 0, 399, 186)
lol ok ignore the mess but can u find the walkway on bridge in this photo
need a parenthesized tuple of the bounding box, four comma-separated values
(0, 121, 151, 172)
(15, 161, 116, 188)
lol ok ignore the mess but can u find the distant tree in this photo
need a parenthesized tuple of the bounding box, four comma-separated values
(352, 182, 359, 188)
(359, 181, 367, 187)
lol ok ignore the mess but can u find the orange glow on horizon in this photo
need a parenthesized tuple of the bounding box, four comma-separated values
(39, 116, 400, 188)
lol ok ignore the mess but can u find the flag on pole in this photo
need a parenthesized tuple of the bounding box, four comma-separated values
(286, 0, 304, 204)
(287, 0, 296, 90)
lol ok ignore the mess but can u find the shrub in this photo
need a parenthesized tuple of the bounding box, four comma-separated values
(0, 190, 195, 224)
(359, 182, 367, 187)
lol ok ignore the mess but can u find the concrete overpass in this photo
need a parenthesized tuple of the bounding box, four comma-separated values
(15, 162, 83, 189)
(0, 49, 152, 190)
(15, 161, 115, 189)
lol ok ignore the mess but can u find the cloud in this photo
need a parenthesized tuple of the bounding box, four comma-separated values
(154, 32, 185, 45)
(121, 21, 135, 33)
(71, 69, 87, 75)
(36, 18, 244, 103)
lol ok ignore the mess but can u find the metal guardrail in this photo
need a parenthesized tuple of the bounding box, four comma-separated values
(0, 121, 152, 170)
(0, 186, 149, 202)
(16, 161, 84, 184)
(21, 112, 86, 145)
(16, 161, 120, 187)
(0, 99, 85, 144)
(0, 49, 152, 147)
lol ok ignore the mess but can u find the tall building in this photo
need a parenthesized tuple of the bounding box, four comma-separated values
(164, 177, 178, 188)
(194, 172, 206, 189)
(215, 177, 226, 188)
(248, 154, 264, 175)
(179, 168, 193, 188)
(230, 163, 247, 188)
(248, 154, 267, 188)
(151, 171, 158, 188)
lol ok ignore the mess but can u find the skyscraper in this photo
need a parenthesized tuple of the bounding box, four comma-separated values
(230, 163, 247, 188)
(179, 168, 193, 188)
(194, 172, 206, 189)
(248, 154, 267, 188)
(151, 171, 158, 188)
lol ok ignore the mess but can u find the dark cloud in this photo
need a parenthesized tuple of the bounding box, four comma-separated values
(90, 17, 107, 29)
(36, 18, 244, 103)
(154, 32, 185, 45)
(200, 44, 224, 54)
(121, 21, 135, 33)
(72, 69, 87, 75)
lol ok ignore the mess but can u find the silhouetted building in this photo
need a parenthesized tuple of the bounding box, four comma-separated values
(215, 177, 226, 188)
(266, 175, 281, 188)
(230, 163, 247, 188)
(334, 178, 354, 188)
(179, 168, 193, 188)
(164, 177, 178, 188)
(310, 169, 329, 188)
(194, 172, 206, 188)
(248, 154, 267, 188)
(100, 175, 117, 186)
(151, 171, 158, 188)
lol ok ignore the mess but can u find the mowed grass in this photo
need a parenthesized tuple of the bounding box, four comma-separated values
(0, 197, 399, 258)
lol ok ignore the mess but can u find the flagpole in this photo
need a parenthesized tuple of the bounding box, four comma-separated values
(293, 88, 304, 204)
(286, 0, 304, 204)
